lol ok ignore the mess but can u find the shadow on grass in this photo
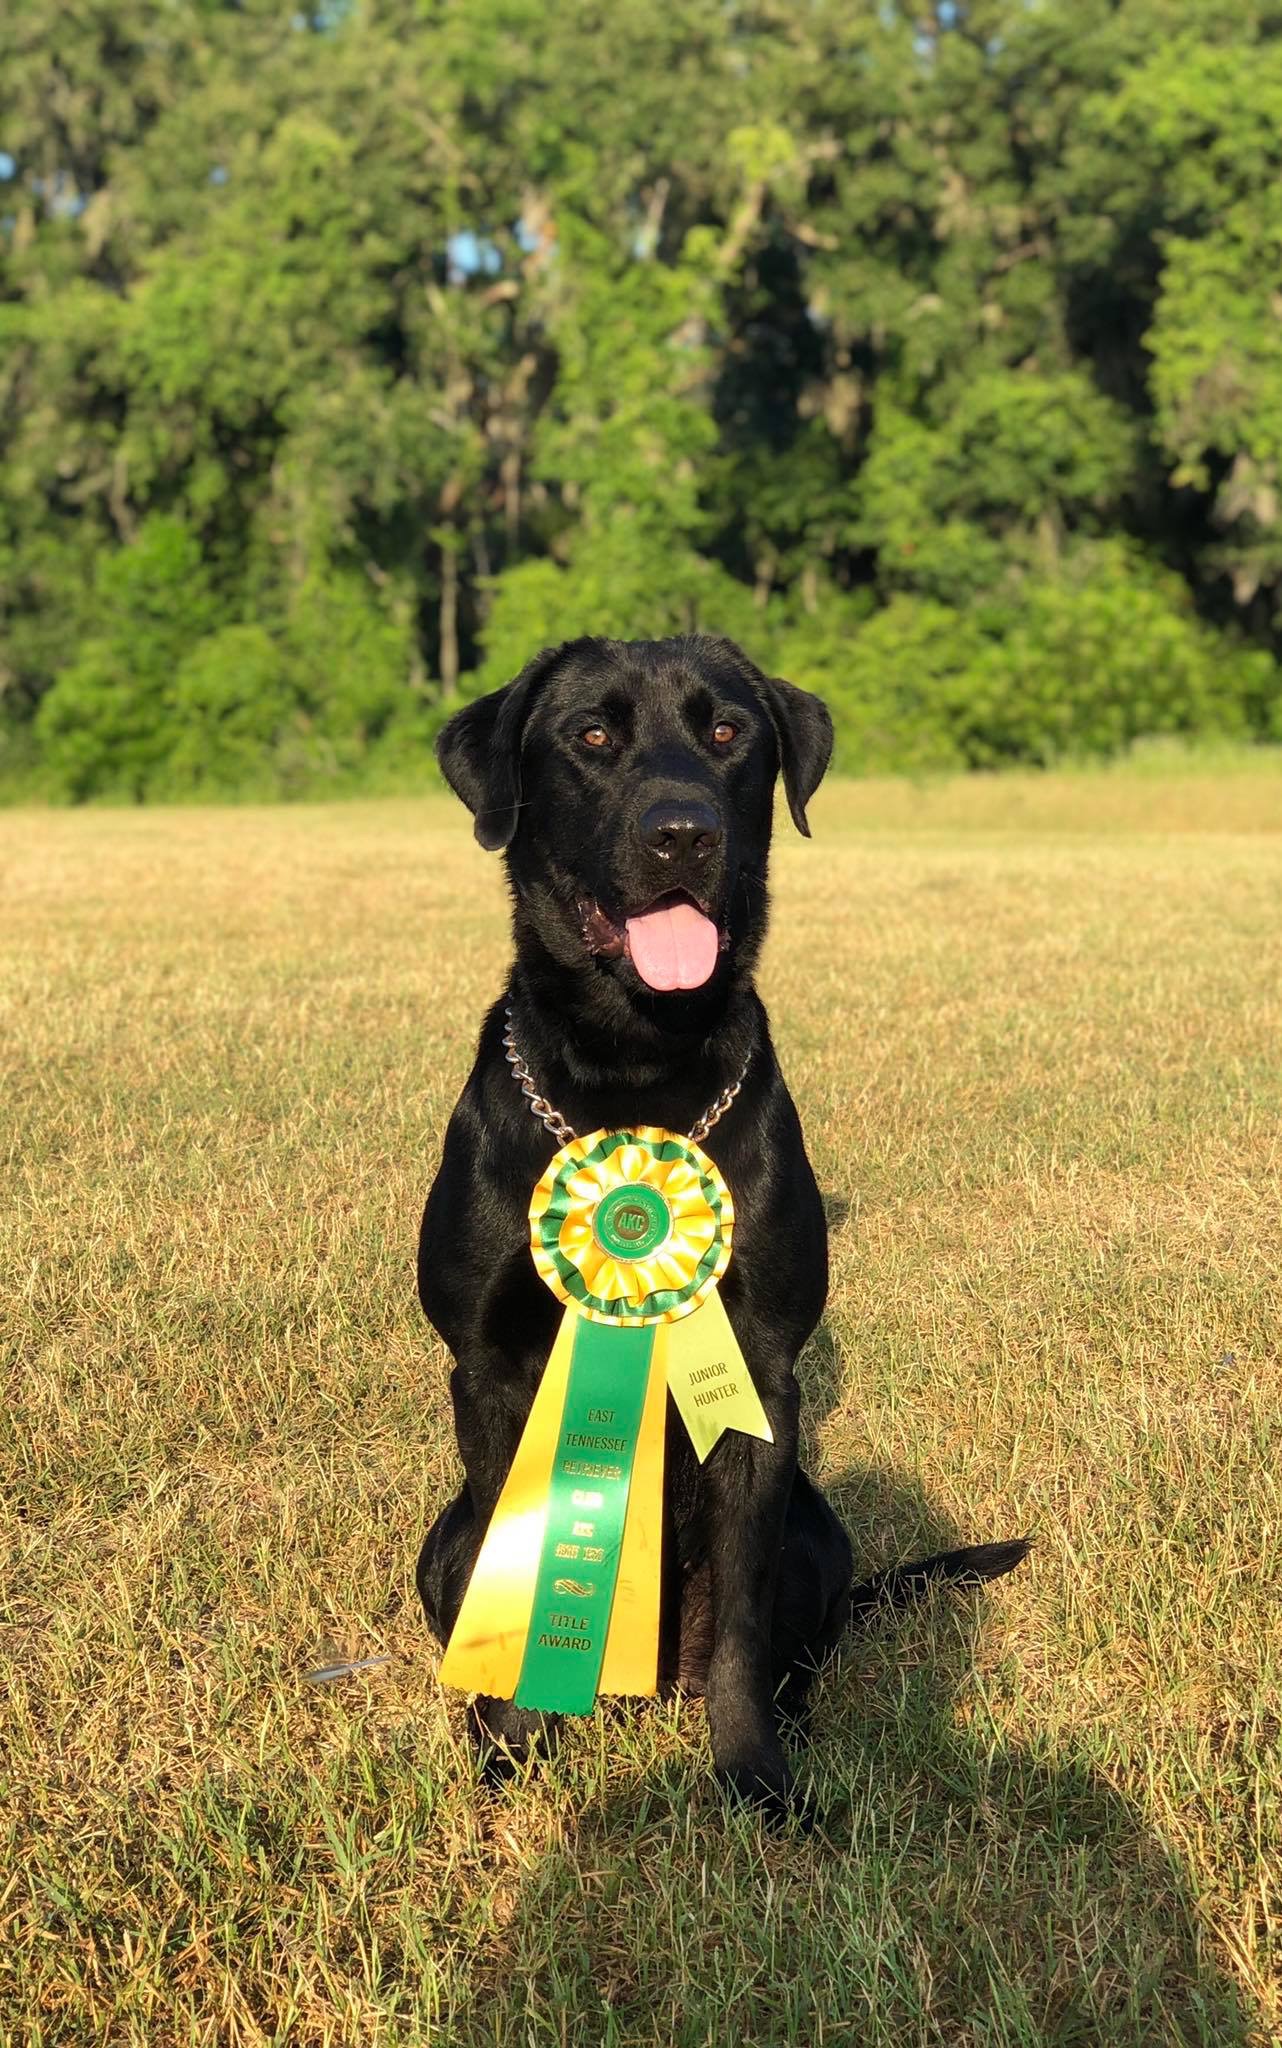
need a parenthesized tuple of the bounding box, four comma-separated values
(437, 1451, 1260, 2048)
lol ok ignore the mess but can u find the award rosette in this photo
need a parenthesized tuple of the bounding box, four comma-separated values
(438, 1127, 772, 1713)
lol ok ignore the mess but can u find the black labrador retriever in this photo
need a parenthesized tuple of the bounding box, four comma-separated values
(417, 633, 1026, 1817)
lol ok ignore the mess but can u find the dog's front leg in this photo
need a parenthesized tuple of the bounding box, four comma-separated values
(703, 1373, 801, 1818)
(427, 1360, 564, 1780)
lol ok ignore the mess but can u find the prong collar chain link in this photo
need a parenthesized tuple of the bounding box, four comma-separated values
(502, 1004, 749, 1149)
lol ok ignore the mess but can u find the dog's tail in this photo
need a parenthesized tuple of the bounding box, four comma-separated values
(847, 1536, 1031, 1628)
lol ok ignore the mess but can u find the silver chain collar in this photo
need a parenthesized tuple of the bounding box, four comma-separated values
(502, 1003, 749, 1148)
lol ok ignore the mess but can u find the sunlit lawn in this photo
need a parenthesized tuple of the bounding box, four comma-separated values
(3, 762, 1280, 2045)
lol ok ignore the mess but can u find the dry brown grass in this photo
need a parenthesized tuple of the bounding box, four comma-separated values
(2, 767, 1280, 2045)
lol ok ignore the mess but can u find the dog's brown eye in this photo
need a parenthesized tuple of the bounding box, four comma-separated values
(582, 726, 610, 749)
(712, 721, 738, 745)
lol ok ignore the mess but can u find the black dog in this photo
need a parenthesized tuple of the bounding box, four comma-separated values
(417, 633, 1026, 1817)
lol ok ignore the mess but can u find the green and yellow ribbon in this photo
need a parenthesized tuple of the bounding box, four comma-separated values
(438, 1127, 772, 1713)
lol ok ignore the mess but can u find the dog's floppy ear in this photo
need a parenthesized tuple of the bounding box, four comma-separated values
(436, 643, 573, 851)
(759, 675, 834, 837)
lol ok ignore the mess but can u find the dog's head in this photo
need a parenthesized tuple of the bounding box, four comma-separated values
(436, 635, 832, 999)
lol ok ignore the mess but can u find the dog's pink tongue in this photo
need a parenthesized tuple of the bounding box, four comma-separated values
(626, 901, 719, 992)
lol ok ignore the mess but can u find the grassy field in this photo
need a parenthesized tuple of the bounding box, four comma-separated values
(3, 766, 1280, 2047)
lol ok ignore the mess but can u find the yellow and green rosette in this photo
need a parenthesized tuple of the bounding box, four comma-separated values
(528, 1125, 733, 1326)
(438, 1126, 771, 1716)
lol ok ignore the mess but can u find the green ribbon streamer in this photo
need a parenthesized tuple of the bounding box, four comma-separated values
(515, 1317, 655, 1713)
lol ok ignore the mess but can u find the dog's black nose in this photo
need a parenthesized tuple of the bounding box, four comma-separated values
(640, 799, 723, 861)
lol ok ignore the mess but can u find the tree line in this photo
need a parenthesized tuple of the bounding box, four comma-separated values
(2, 0, 1281, 800)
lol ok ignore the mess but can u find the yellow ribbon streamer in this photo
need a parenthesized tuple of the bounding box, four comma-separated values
(659, 1286, 773, 1463)
(438, 1309, 575, 1699)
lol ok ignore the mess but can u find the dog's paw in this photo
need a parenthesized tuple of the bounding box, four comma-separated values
(468, 1695, 560, 1783)
(715, 1751, 816, 1832)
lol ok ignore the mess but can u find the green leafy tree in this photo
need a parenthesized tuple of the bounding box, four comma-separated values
(2, 0, 1282, 794)
(35, 516, 217, 799)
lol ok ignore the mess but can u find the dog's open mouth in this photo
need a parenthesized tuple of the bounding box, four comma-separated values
(579, 891, 726, 992)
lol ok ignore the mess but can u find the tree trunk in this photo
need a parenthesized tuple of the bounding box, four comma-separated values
(502, 449, 521, 555)
(440, 538, 459, 699)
